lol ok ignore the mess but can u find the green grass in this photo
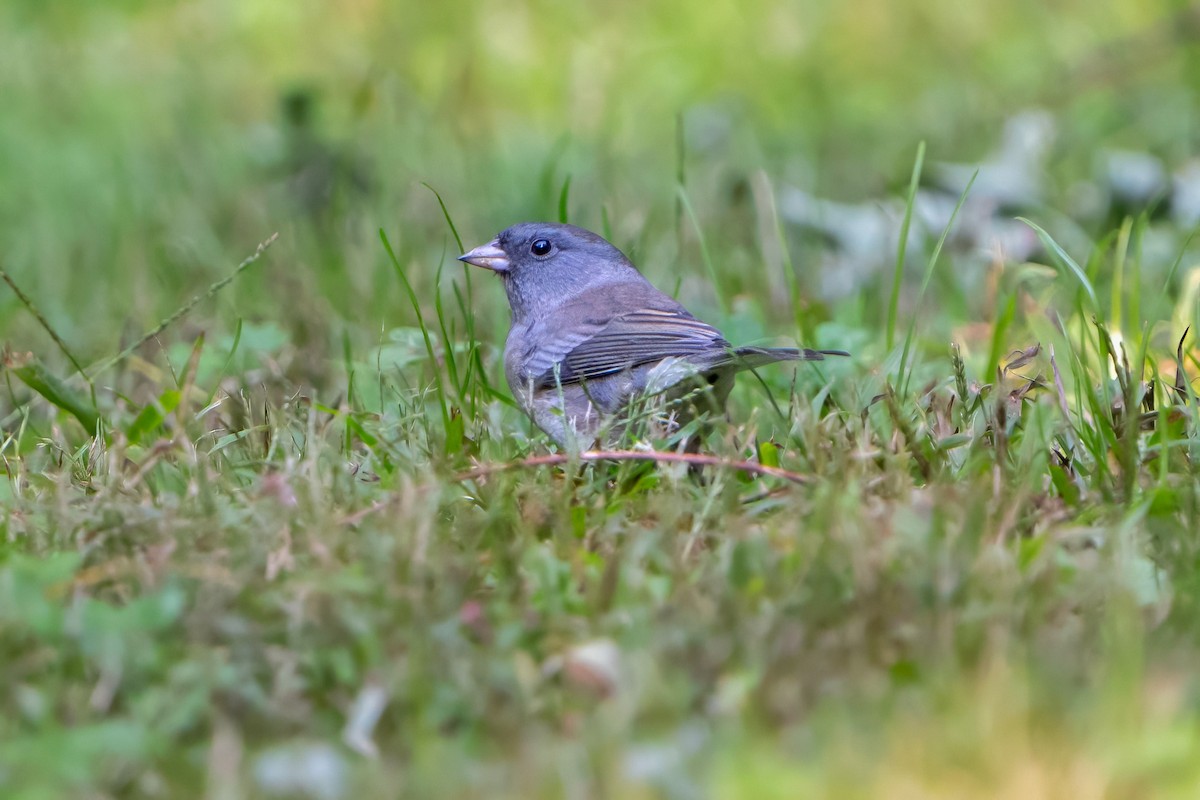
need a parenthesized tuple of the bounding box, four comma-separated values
(4, 1, 1200, 798)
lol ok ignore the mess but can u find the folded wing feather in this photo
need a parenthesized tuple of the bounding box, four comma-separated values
(534, 307, 729, 388)
(521, 282, 845, 390)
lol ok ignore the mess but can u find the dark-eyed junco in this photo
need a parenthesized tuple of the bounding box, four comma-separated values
(459, 222, 847, 448)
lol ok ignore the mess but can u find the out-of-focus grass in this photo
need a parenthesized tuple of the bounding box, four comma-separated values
(3, 1, 1200, 798)
(2, 0, 1193, 355)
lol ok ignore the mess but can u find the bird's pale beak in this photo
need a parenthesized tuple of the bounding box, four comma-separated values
(457, 239, 510, 273)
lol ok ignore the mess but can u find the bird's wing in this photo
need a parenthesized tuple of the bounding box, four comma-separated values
(521, 285, 731, 389)
(544, 308, 730, 387)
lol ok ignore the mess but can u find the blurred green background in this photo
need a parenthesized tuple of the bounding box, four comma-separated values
(3, 0, 1196, 383)
(5, 2, 1200, 798)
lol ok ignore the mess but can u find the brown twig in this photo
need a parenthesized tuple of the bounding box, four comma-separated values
(456, 449, 810, 484)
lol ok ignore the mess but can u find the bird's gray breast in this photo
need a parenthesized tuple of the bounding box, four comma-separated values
(503, 318, 589, 393)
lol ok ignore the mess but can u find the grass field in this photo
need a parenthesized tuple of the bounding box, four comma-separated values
(3, 1, 1200, 797)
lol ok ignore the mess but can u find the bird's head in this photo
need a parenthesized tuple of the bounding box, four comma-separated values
(459, 222, 642, 320)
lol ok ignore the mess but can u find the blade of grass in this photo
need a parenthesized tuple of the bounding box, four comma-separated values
(433, 258, 464, 408)
(91, 233, 279, 378)
(126, 388, 183, 445)
(1018, 218, 1098, 309)
(899, 168, 977, 396)
(558, 175, 572, 223)
(5, 353, 100, 434)
(537, 134, 570, 215)
(203, 319, 243, 407)
(379, 229, 451, 436)
(676, 188, 728, 315)
(342, 327, 356, 454)
(886, 141, 926, 352)
(450, 280, 485, 415)
(0, 261, 89, 379)
(425, 182, 481, 414)
(985, 290, 1018, 382)
(675, 111, 686, 247)
(1130, 212, 1146, 351)
(753, 169, 809, 341)
(1111, 216, 1132, 337)
(422, 183, 465, 254)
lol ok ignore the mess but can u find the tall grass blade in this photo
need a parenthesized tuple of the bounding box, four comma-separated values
(558, 175, 572, 223)
(1018, 218, 1098, 309)
(91, 233, 279, 378)
(0, 262, 88, 379)
(677, 188, 728, 315)
(379, 229, 450, 435)
(886, 141, 925, 352)
(899, 167, 975, 395)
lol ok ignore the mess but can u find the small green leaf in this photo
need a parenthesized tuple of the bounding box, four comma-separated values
(345, 414, 379, 447)
(445, 406, 465, 456)
(758, 440, 781, 468)
(8, 356, 100, 433)
(126, 390, 182, 444)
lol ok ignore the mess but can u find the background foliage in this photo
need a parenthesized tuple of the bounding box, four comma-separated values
(3, 1, 1200, 797)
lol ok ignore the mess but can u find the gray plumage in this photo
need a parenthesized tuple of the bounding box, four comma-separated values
(459, 222, 847, 449)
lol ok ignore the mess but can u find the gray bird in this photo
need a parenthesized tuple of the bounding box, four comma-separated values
(459, 222, 847, 449)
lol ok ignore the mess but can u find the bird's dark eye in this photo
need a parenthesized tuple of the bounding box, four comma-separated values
(530, 239, 552, 256)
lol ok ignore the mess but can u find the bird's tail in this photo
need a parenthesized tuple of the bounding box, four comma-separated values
(732, 346, 850, 369)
